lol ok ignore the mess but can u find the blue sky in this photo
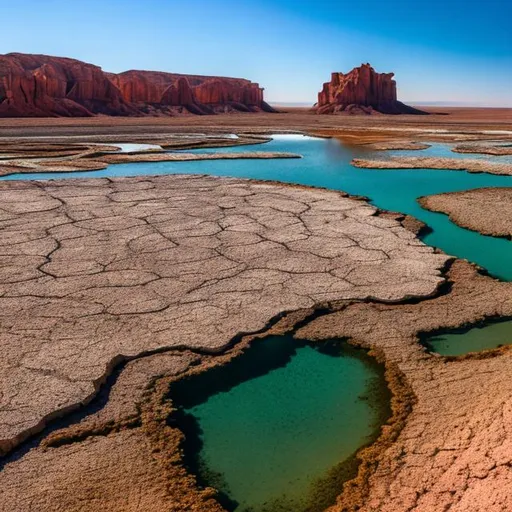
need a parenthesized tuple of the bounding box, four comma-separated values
(3, 0, 511, 106)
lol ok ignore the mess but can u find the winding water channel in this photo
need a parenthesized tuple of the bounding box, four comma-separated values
(3, 134, 512, 511)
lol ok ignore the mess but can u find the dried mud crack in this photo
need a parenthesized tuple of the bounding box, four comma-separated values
(419, 188, 512, 239)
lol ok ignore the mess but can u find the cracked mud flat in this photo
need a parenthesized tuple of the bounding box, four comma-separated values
(296, 261, 512, 512)
(352, 156, 512, 176)
(419, 188, 512, 239)
(0, 174, 448, 456)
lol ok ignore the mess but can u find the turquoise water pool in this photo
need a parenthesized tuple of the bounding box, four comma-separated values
(423, 319, 512, 356)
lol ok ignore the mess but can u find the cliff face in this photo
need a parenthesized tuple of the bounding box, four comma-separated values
(111, 70, 273, 114)
(0, 53, 275, 117)
(317, 63, 427, 115)
(0, 53, 137, 117)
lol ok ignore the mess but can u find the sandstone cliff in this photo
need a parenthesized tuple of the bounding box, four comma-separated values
(109, 70, 275, 115)
(316, 63, 427, 115)
(0, 53, 275, 117)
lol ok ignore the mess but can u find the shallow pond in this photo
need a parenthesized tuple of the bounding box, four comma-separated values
(423, 319, 512, 356)
(170, 335, 390, 512)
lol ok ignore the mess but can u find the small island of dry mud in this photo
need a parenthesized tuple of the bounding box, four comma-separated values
(352, 156, 512, 176)
(452, 144, 512, 156)
(363, 141, 431, 151)
(0, 136, 300, 176)
(419, 187, 512, 239)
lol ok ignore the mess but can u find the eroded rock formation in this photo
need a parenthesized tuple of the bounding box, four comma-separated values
(316, 63, 428, 115)
(0, 53, 275, 117)
(109, 70, 275, 115)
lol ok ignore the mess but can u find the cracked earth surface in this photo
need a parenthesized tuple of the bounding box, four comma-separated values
(0, 174, 448, 455)
(420, 188, 512, 239)
(297, 261, 512, 512)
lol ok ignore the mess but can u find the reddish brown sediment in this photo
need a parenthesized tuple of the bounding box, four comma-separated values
(0, 107, 511, 142)
(419, 188, 512, 239)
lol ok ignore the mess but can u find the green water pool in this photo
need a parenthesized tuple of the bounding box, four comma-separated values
(170, 335, 390, 512)
(423, 319, 512, 356)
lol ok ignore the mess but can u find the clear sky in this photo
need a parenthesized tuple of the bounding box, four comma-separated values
(3, 0, 511, 106)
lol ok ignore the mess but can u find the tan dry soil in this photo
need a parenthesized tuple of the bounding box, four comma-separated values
(419, 188, 512, 239)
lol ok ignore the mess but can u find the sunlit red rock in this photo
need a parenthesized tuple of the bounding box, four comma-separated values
(316, 63, 427, 115)
(0, 53, 275, 117)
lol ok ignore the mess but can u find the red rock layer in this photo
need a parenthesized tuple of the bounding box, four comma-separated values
(317, 63, 427, 115)
(0, 53, 275, 117)
(110, 70, 273, 114)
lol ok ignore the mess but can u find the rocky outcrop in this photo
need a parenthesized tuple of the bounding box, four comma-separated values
(110, 70, 275, 114)
(0, 53, 138, 117)
(0, 53, 275, 117)
(316, 63, 428, 115)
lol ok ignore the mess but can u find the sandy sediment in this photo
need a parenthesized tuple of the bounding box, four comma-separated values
(419, 188, 512, 239)
(0, 150, 300, 176)
(96, 150, 300, 164)
(352, 156, 512, 176)
(363, 141, 431, 151)
(452, 144, 512, 156)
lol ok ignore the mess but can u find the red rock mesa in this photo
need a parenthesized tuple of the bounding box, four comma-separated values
(0, 53, 275, 117)
(316, 63, 428, 115)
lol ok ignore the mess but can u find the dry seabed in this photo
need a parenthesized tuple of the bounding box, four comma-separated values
(419, 188, 512, 239)
(352, 156, 512, 176)
(0, 174, 448, 456)
(2, 154, 512, 511)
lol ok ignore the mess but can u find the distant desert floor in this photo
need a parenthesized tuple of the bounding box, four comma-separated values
(0, 106, 511, 143)
(1, 108, 512, 512)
